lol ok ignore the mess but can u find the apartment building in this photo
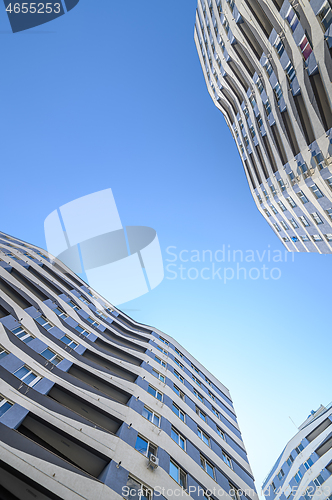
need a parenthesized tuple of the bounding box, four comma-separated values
(195, 0, 332, 253)
(262, 403, 332, 500)
(0, 231, 257, 500)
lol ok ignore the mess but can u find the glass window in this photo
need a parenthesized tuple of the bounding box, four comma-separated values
(300, 235, 310, 242)
(310, 184, 324, 199)
(264, 209, 271, 217)
(174, 370, 184, 383)
(200, 455, 215, 479)
(135, 435, 157, 458)
(295, 443, 304, 454)
(169, 460, 187, 489)
(194, 390, 204, 403)
(273, 223, 281, 232)
(297, 191, 309, 204)
(11, 326, 34, 344)
(270, 205, 278, 215)
(222, 452, 232, 468)
(277, 201, 287, 211)
(155, 356, 166, 368)
(0, 395, 13, 418)
(304, 457, 313, 470)
(75, 325, 89, 336)
(286, 197, 297, 208)
(159, 337, 169, 345)
(54, 307, 68, 319)
(196, 406, 207, 422)
(325, 177, 332, 191)
(294, 470, 303, 483)
(304, 489, 313, 500)
(314, 475, 324, 487)
(60, 335, 78, 349)
(152, 369, 165, 383)
(174, 358, 184, 369)
(135, 435, 148, 455)
(289, 218, 299, 228)
(156, 345, 167, 354)
(208, 391, 215, 401)
(325, 233, 332, 241)
(326, 208, 332, 220)
(174, 348, 183, 358)
(173, 385, 185, 401)
(124, 477, 152, 500)
(299, 216, 310, 227)
(68, 301, 80, 310)
(41, 348, 62, 366)
(14, 366, 40, 387)
(278, 179, 286, 192)
(35, 316, 53, 331)
(171, 427, 186, 450)
(142, 406, 160, 427)
(172, 403, 185, 422)
(229, 483, 241, 500)
(217, 427, 225, 439)
(312, 234, 323, 241)
(147, 385, 162, 401)
(192, 375, 201, 386)
(287, 455, 294, 466)
(78, 295, 90, 305)
(198, 428, 210, 446)
(281, 220, 289, 230)
(86, 317, 99, 327)
(277, 469, 284, 480)
(318, 1, 332, 31)
(311, 212, 323, 225)
(212, 407, 220, 418)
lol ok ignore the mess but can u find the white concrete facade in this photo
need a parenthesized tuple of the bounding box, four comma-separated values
(0, 231, 258, 500)
(195, 0, 332, 253)
(262, 404, 332, 500)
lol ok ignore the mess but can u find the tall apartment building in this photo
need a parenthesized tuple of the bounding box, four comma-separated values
(0, 231, 257, 500)
(262, 403, 332, 500)
(194, 0, 332, 253)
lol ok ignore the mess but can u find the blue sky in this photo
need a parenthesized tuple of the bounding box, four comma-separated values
(0, 0, 331, 495)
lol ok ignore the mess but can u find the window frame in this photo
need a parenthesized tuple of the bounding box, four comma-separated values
(171, 427, 186, 450)
(11, 325, 34, 344)
(200, 454, 215, 479)
(196, 406, 207, 422)
(60, 335, 78, 349)
(169, 459, 187, 490)
(134, 434, 157, 458)
(147, 384, 163, 402)
(142, 405, 161, 427)
(152, 368, 165, 383)
(14, 365, 41, 387)
(35, 315, 53, 331)
(40, 348, 63, 366)
(197, 427, 210, 446)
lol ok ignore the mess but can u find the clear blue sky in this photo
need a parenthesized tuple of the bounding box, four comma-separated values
(0, 0, 331, 495)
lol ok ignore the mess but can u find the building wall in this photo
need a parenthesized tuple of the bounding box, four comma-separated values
(0, 231, 258, 500)
(262, 404, 332, 500)
(194, 0, 332, 253)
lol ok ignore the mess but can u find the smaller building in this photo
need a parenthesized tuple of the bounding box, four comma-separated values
(262, 403, 332, 500)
